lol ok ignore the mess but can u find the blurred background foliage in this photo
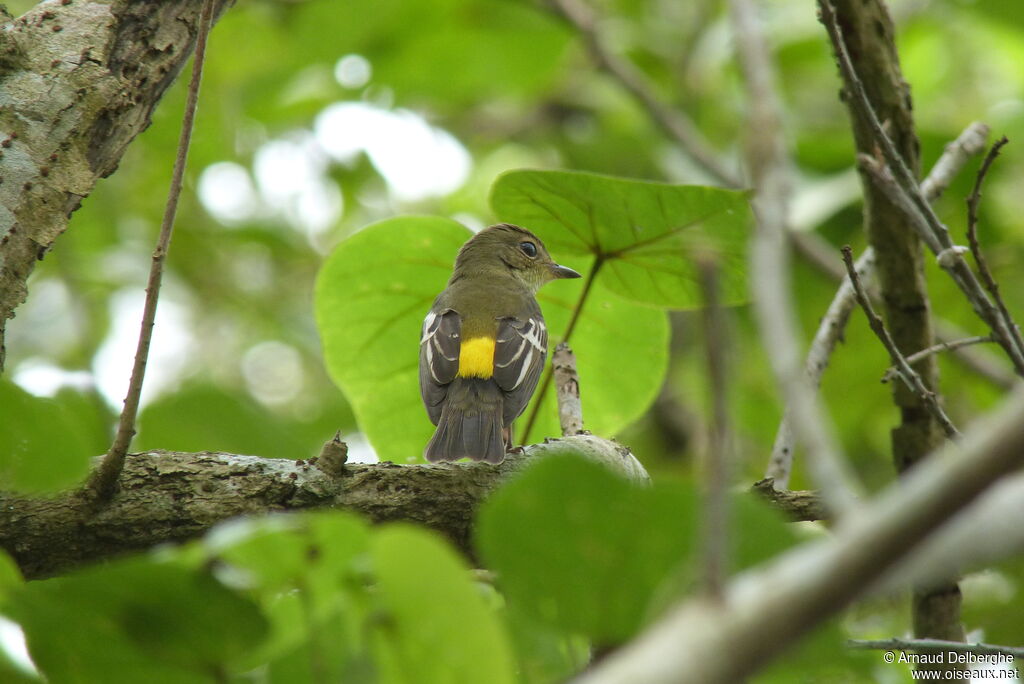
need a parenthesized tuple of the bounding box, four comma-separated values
(2, 0, 1024, 677)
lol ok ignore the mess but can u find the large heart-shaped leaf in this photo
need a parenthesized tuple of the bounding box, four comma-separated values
(491, 169, 752, 309)
(315, 216, 668, 461)
(475, 454, 797, 645)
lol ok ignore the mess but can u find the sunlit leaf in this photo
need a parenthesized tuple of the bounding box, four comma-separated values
(0, 380, 95, 493)
(314, 216, 668, 461)
(370, 525, 516, 684)
(491, 169, 752, 308)
(476, 455, 697, 644)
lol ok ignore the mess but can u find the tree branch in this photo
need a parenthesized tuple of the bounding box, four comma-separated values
(544, 0, 739, 187)
(966, 137, 1024, 356)
(882, 336, 995, 383)
(819, 0, 1024, 375)
(731, 0, 861, 515)
(768, 122, 991, 485)
(0, 0, 232, 372)
(841, 245, 959, 439)
(88, 0, 215, 503)
(0, 436, 649, 580)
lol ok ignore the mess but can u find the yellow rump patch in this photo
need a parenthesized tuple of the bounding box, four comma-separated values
(458, 336, 496, 379)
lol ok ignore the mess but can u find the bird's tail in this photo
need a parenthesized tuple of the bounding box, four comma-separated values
(425, 379, 505, 464)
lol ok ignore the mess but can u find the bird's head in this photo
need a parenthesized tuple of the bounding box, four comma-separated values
(453, 223, 581, 292)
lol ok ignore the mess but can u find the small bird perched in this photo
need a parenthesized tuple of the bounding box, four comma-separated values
(419, 223, 581, 463)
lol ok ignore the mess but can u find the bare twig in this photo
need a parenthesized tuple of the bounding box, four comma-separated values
(731, 0, 861, 514)
(86, 0, 216, 502)
(698, 258, 730, 600)
(966, 137, 1024, 355)
(848, 638, 1024, 660)
(552, 342, 585, 436)
(921, 122, 991, 201)
(817, 0, 1024, 374)
(883, 336, 995, 383)
(766, 248, 875, 486)
(545, 0, 739, 187)
(841, 246, 959, 439)
(769, 122, 993, 485)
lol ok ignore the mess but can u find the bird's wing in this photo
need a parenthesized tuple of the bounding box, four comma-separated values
(419, 308, 461, 425)
(493, 312, 547, 424)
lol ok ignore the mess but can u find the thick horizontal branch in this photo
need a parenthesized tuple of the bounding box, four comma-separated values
(0, 435, 648, 580)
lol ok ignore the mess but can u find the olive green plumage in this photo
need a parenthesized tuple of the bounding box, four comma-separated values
(418, 223, 580, 463)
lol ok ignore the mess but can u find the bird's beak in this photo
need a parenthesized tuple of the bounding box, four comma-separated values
(549, 262, 582, 279)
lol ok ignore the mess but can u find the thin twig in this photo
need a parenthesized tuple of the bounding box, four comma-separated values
(847, 638, 1024, 660)
(86, 0, 216, 502)
(921, 122, 991, 201)
(841, 246, 959, 439)
(552, 342, 585, 436)
(883, 336, 995, 383)
(731, 0, 861, 513)
(817, 0, 1024, 374)
(698, 257, 730, 600)
(768, 105, 991, 489)
(766, 247, 875, 486)
(966, 137, 1024, 355)
(545, 0, 739, 187)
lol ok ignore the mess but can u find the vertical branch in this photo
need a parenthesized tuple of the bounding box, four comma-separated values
(966, 138, 1023, 354)
(767, 122, 990, 486)
(730, 0, 861, 514)
(698, 258, 730, 600)
(86, 0, 216, 502)
(819, 0, 966, 657)
(552, 342, 585, 436)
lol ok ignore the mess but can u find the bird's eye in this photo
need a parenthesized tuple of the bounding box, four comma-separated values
(519, 241, 538, 258)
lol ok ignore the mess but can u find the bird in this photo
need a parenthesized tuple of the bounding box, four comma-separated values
(419, 223, 581, 463)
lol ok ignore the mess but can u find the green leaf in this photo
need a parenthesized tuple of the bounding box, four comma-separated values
(204, 511, 373, 675)
(0, 379, 95, 492)
(0, 550, 22, 601)
(370, 525, 517, 684)
(475, 454, 697, 645)
(316, 216, 466, 462)
(315, 216, 668, 461)
(137, 383, 354, 460)
(4, 558, 267, 683)
(523, 278, 668, 444)
(490, 169, 752, 309)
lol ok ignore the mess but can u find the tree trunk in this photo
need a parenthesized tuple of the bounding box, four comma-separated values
(831, 0, 965, 668)
(0, 0, 232, 371)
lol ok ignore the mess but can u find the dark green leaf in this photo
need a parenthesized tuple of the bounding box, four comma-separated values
(370, 525, 517, 683)
(5, 558, 266, 682)
(0, 380, 95, 492)
(476, 454, 697, 644)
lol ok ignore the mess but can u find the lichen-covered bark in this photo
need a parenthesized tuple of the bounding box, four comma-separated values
(0, 435, 650, 580)
(832, 0, 964, 657)
(1, 450, 511, 580)
(0, 0, 232, 370)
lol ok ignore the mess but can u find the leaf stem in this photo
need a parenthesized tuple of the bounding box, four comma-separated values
(520, 254, 604, 443)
